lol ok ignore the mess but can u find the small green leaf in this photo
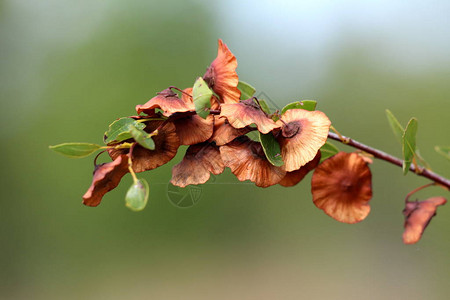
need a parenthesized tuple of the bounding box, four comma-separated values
(129, 127, 155, 150)
(246, 131, 260, 142)
(237, 81, 256, 100)
(299, 100, 317, 111)
(193, 77, 212, 119)
(402, 118, 418, 175)
(259, 132, 284, 167)
(258, 99, 272, 114)
(435, 146, 450, 161)
(49, 143, 102, 158)
(385, 109, 404, 143)
(104, 118, 146, 144)
(125, 178, 149, 212)
(281, 100, 317, 115)
(320, 141, 339, 162)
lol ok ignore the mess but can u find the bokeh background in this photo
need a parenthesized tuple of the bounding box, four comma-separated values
(1, 0, 450, 299)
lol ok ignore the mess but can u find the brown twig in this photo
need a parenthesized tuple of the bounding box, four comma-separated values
(327, 132, 450, 189)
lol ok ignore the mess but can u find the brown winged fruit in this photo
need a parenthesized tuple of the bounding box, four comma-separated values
(311, 152, 372, 224)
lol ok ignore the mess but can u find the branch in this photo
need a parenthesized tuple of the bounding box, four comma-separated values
(167, 109, 450, 189)
(327, 132, 450, 190)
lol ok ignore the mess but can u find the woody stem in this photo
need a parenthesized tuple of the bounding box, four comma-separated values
(128, 143, 138, 184)
(169, 86, 192, 97)
(327, 132, 450, 190)
(93, 150, 107, 166)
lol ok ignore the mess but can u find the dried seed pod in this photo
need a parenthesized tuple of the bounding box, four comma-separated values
(82, 154, 129, 207)
(220, 136, 286, 187)
(277, 109, 331, 172)
(171, 142, 224, 187)
(203, 39, 240, 104)
(136, 88, 194, 117)
(220, 98, 280, 134)
(311, 152, 372, 224)
(403, 196, 447, 244)
(109, 121, 180, 173)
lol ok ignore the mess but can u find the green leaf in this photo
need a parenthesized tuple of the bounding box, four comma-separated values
(129, 126, 155, 150)
(237, 81, 256, 100)
(435, 146, 450, 161)
(299, 100, 317, 111)
(281, 100, 317, 115)
(402, 118, 418, 175)
(258, 99, 272, 114)
(125, 178, 149, 212)
(246, 131, 260, 142)
(49, 143, 102, 158)
(385, 109, 404, 143)
(320, 141, 339, 162)
(104, 118, 146, 144)
(193, 77, 212, 119)
(259, 132, 284, 167)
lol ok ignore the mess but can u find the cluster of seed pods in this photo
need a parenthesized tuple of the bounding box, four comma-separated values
(77, 40, 446, 245)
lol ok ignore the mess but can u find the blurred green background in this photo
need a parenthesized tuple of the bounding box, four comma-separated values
(1, 0, 450, 299)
